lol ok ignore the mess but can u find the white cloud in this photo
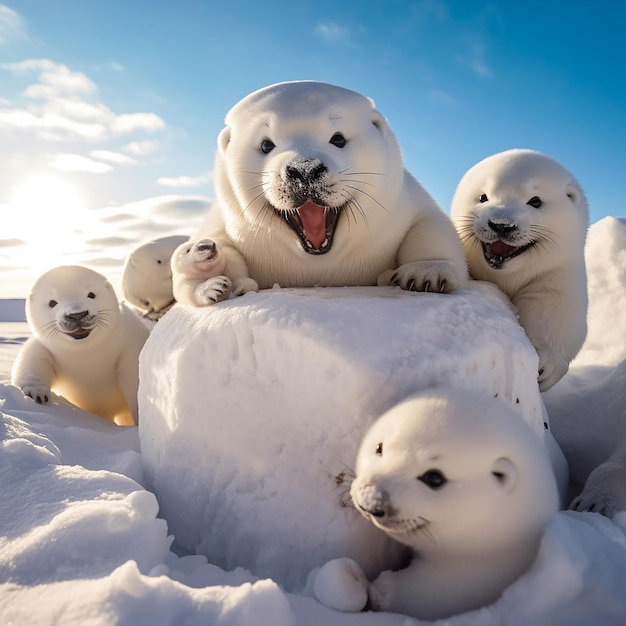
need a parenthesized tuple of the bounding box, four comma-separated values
(51, 153, 112, 173)
(89, 149, 136, 165)
(157, 171, 212, 188)
(0, 4, 28, 46)
(111, 112, 165, 134)
(124, 139, 159, 156)
(5, 59, 97, 94)
(0, 106, 107, 140)
(0, 59, 166, 142)
(313, 21, 352, 45)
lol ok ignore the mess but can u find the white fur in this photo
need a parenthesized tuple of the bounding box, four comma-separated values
(12, 265, 149, 425)
(451, 149, 588, 391)
(176, 81, 467, 301)
(171, 238, 232, 306)
(314, 389, 558, 620)
(122, 235, 188, 320)
(569, 440, 626, 517)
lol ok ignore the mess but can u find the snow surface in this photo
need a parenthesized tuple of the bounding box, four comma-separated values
(1, 216, 626, 625)
(138, 282, 552, 592)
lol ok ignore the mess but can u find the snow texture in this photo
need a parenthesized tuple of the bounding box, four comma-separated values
(0, 217, 626, 625)
(139, 282, 548, 592)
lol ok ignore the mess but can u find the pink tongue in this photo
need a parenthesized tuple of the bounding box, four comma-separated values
(298, 201, 327, 248)
(490, 240, 518, 257)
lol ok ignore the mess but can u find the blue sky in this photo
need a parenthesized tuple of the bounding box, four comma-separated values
(0, 0, 624, 297)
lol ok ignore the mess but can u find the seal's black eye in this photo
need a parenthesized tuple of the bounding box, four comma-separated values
(418, 469, 447, 490)
(329, 132, 347, 148)
(478, 193, 489, 203)
(260, 139, 275, 154)
(157, 259, 162, 264)
(527, 196, 542, 208)
(87, 292, 96, 299)
(375, 442, 383, 456)
(48, 300, 58, 308)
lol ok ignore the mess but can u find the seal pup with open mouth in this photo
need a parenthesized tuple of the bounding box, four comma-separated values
(12, 265, 149, 425)
(175, 80, 467, 302)
(451, 149, 588, 390)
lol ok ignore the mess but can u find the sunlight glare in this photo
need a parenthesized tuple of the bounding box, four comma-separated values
(6, 176, 87, 269)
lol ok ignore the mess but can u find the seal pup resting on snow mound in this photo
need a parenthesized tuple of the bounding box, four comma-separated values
(451, 149, 588, 391)
(171, 238, 231, 306)
(174, 80, 467, 304)
(314, 389, 558, 621)
(122, 235, 189, 320)
(12, 265, 150, 425)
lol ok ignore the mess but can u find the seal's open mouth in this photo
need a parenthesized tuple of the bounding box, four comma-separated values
(482, 240, 534, 270)
(65, 328, 92, 340)
(281, 200, 342, 255)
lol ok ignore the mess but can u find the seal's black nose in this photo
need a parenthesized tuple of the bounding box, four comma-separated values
(488, 220, 517, 236)
(66, 311, 88, 321)
(285, 159, 327, 184)
(196, 241, 217, 254)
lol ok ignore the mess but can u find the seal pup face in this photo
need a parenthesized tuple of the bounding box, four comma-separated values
(351, 389, 558, 556)
(451, 149, 588, 276)
(216, 81, 403, 256)
(171, 238, 227, 280)
(122, 235, 188, 315)
(27, 265, 120, 345)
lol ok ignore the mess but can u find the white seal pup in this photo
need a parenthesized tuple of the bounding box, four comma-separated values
(12, 265, 150, 425)
(122, 235, 189, 320)
(171, 238, 232, 306)
(451, 149, 589, 391)
(176, 80, 467, 303)
(314, 389, 558, 621)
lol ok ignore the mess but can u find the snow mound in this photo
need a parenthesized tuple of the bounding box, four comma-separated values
(577, 216, 626, 366)
(139, 283, 547, 591)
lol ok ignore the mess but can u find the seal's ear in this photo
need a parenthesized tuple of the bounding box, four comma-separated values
(491, 457, 517, 492)
(218, 126, 232, 156)
(370, 110, 390, 137)
(565, 182, 580, 205)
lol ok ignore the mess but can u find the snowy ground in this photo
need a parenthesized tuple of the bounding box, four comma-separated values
(1, 217, 626, 625)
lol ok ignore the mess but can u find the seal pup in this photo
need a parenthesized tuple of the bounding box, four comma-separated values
(451, 149, 588, 391)
(122, 235, 189, 320)
(176, 80, 467, 303)
(314, 389, 558, 620)
(12, 265, 150, 425)
(171, 238, 232, 306)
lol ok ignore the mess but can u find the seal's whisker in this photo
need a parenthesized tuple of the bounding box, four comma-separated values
(338, 167, 384, 177)
(344, 184, 389, 214)
(242, 188, 269, 214)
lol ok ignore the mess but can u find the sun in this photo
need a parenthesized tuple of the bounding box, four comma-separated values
(6, 176, 87, 268)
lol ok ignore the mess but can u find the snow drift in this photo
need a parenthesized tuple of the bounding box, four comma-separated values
(138, 282, 553, 591)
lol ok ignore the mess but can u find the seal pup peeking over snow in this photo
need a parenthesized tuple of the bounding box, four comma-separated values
(12, 265, 150, 425)
(314, 389, 558, 621)
(171, 238, 232, 306)
(122, 235, 189, 320)
(175, 80, 467, 303)
(451, 150, 588, 391)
